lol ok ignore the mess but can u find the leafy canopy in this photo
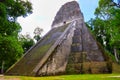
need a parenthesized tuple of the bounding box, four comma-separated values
(0, 0, 32, 72)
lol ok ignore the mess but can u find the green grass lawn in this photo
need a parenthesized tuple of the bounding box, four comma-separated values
(0, 74, 120, 80)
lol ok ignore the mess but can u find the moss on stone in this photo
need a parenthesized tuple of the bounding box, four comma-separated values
(6, 23, 70, 76)
(112, 62, 120, 73)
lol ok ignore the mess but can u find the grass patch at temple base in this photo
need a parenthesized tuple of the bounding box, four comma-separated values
(1, 74, 120, 80)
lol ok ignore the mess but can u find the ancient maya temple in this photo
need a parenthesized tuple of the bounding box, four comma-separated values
(6, 1, 111, 76)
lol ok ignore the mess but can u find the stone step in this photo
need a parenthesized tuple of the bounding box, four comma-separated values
(72, 36, 81, 43)
(68, 52, 88, 64)
(71, 44, 82, 52)
(66, 63, 83, 74)
(74, 29, 81, 36)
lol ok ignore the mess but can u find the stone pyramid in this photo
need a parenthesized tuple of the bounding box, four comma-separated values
(6, 1, 111, 76)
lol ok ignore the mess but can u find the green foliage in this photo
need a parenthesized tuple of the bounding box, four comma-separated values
(95, 0, 112, 20)
(0, 2, 6, 18)
(19, 34, 35, 53)
(0, 0, 32, 73)
(0, 17, 21, 36)
(87, 0, 120, 62)
(0, 35, 23, 71)
(4, 0, 32, 21)
(34, 35, 41, 42)
(33, 27, 43, 42)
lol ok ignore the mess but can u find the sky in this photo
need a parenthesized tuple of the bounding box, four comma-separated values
(17, 0, 99, 37)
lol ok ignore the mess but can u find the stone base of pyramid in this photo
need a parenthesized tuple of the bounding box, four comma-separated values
(66, 61, 111, 74)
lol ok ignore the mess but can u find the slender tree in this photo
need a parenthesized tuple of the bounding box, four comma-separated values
(33, 27, 43, 42)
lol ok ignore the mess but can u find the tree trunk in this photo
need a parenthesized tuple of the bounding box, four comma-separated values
(114, 48, 119, 62)
(1, 61, 5, 74)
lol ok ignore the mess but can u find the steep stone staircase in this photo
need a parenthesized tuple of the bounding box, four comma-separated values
(66, 21, 85, 74)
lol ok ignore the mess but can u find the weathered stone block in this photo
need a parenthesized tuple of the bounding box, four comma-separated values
(82, 62, 109, 74)
(74, 29, 81, 36)
(72, 36, 81, 43)
(71, 44, 82, 52)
